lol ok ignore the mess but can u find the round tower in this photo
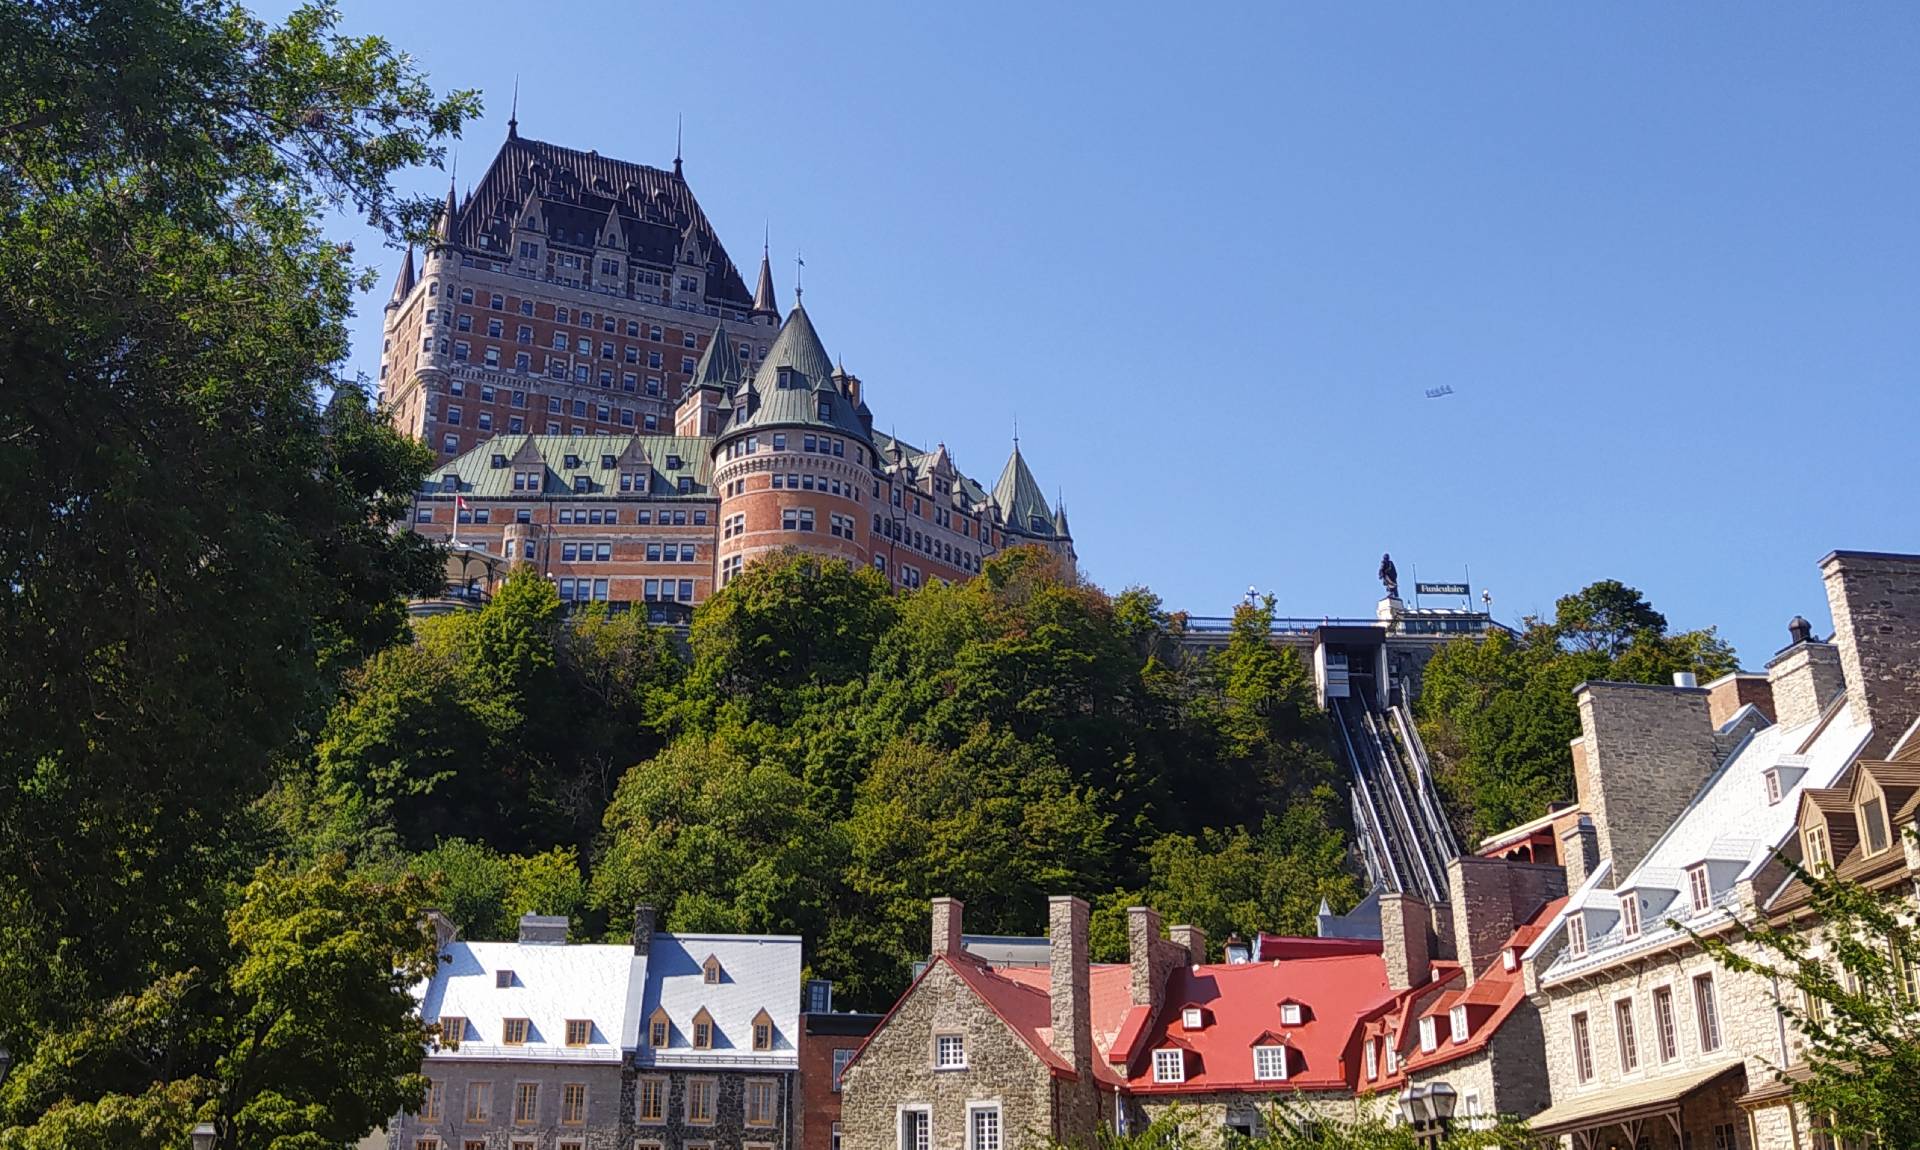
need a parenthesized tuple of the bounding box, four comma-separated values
(712, 303, 876, 587)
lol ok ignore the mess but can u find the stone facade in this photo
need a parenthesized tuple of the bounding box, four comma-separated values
(838, 963, 1061, 1150)
(1576, 682, 1721, 879)
(1763, 640, 1846, 731)
(627, 1067, 796, 1150)
(1132, 1090, 1372, 1141)
(1448, 856, 1565, 982)
(1821, 550, 1920, 755)
(391, 1059, 626, 1150)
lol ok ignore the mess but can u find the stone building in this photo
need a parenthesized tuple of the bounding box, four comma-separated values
(391, 908, 801, 1150)
(388, 127, 1073, 610)
(1519, 550, 1920, 1150)
(795, 982, 882, 1150)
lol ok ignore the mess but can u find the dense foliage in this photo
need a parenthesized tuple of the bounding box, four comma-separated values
(308, 554, 1360, 1008)
(1059, 1106, 1538, 1150)
(1416, 580, 1737, 838)
(0, 0, 475, 1144)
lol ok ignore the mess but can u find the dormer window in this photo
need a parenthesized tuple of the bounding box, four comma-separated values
(1687, 864, 1712, 912)
(1502, 948, 1518, 973)
(503, 1017, 530, 1045)
(496, 970, 515, 988)
(1765, 769, 1783, 805)
(648, 1006, 671, 1047)
(1418, 1016, 1437, 1053)
(566, 1019, 591, 1047)
(1253, 1045, 1288, 1082)
(1384, 1033, 1399, 1073)
(564, 454, 580, 469)
(1152, 1048, 1185, 1084)
(1279, 1002, 1303, 1026)
(1364, 1038, 1379, 1080)
(1805, 824, 1832, 872)
(441, 1016, 467, 1044)
(1862, 796, 1891, 856)
(751, 1009, 775, 1052)
(601, 454, 616, 469)
(702, 955, 722, 984)
(1567, 914, 1589, 957)
(1620, 894, 1642, 940)
(1182, 1007, 1204, 1030)
(692, 1007, 715, 1050)
(1449, 1005, 1469, 1043)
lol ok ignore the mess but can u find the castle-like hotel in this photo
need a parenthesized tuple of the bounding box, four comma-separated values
(380, 124, 1072, 616)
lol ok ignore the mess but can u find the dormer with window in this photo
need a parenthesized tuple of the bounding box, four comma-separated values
(1449, 1005, 1469, 1044)
(1252, 1042, 1289, 1082)
(691, 1006, 715, 1050)
(1152, 1047, 1186, 1084)
(1566, 912, 1589, 957)
(751, 1008, 775, 1052)
(1502, 947, 1519, 973)
(1619, 893, 1642, 940)
(1181, 1006, 1208, 1031)
(1418, 1016, 1438, 1053)
(1278, 999, 1307, 1027)
(648, 1006, 671, 1048)
(1805, 822, 1833, 872)
(1686, 863, 1713, 912)
(702, 954, 723, 984)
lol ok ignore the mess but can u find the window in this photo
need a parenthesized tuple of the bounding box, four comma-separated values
(834, 1124, 843, 1150)
(1253, 1045, 1288, 1081)
(1712, 1123, 1738, 1150)
(935, 1033, 965, 1069)
(1571, 1012, 1594, 1083)
(502, 1017, 529, 1045)
(1384, 1032, 1399, 1073)
(1153, 1048, 1185, 1083)
(565, 1019, 591, 1047)
(466, 1081, 492, 1123)
(1182, 1007, 1204, 1030)
(421, 1079, 444, 1120)
(832, 1047, 854, 1091)
(1615, 999, 1639, 1072)
(745, 1079, 777, 1127)
(441, 1016, 466, 1043)
(1567, 913, 1588, 957)
(1765, 769, 1783, 804)
(900, 1109, 930, 1150)
(561, 1083, 586, 1124)
(685, 1078, 716, 1124)
(1280, 1002, 1303, 1026)
(1364, 1037, 1379, 1080)
(1654, 986, 1678, 1061)
(1863, 796, 1890, 855)
(1694, 973, 1722, 1051)
(496, 969, 514, 988)
(969, 1105, 1001, 1150)
(703, 955, 722, 983)
(1688, 865, 1713, 912)
(1503, 948, 1519, 973)
(754, 1020, 773, 1051)
(1806, 824, 1832, 872)
(513, 1082, 538, 1124)
(1620, 894, 1642, 940)
(1419, 1015, 1437, 1052)
(638, 1077, 666, 1123)
(1449, 1005, 1469, 1043)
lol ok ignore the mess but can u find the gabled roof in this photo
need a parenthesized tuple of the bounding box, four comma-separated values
(416, 939, 640, 1063)
(422, 434, 714, 500)
(635, 932, 802, 1069)
(447, 133, 753, 307)
(992, 443, 1056, 539)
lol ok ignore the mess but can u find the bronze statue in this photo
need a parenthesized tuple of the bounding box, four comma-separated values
(1378, 553, 1399, 599)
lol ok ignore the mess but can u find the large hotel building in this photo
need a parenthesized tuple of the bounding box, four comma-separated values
(380, 123, 1072, 618)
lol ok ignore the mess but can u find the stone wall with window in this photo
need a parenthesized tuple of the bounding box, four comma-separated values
(388, 1058, 626, 1150)
(623, 1067, 796, 1150)
(838, 964, 1056, 1150)
(1131, 1089, 1373, 1141)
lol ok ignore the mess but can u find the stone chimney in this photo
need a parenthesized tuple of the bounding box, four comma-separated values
(1379, 892, 1431, 991)
(1126, 906, 1186, 1011)
(1447, 855, 1568, 983)
(1169, 924, 1208, 965)
(631, 905, 656, 956)
(426, 909, 460, 951)
(931, 897, 964, 958)
(1559, 814, 1600, 890)
(1704, 671, 1776, 728)
(1766, 623, 1847, 731)
(518, 913, 569, 945)
(1576, 681, 1721, 878)
(1047, 896, 1093, 1074)
(1821, 551, 1920, 755)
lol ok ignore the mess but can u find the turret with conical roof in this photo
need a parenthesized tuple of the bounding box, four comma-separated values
(432, 177, 458, 246)
(718, 303, 871, 448)
(992, 440, 1056, 540)
(386, 244, 416, 310)
(676, 323, 744, 437)
(752, 243, 779, 320)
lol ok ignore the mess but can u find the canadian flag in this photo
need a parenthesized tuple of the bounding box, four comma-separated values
(455, 495, 468, 510)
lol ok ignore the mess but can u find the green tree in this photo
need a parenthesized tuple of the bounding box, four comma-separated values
(0, 0, 472, 1080)
(0, 857, 442, 1149)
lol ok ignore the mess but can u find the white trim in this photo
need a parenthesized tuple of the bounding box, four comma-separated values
(966, 1100, 1005, 1150)
(896, 1103, 933, 1150)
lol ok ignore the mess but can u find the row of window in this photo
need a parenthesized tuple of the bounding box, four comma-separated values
(633, 1076, 780, 1127)
(1148, 1043, 1289, 1084)
(417, 1078, 589, 1127)
(1568, 974, 1720, 1085)
(772, 472, 860, 501)
(437, 1016, 591, 1048)
(873, 515, 981, 573)
(898, 1104, 1000, 1150)
(419, 505, 706, 527)
(723, 432, 856, 462)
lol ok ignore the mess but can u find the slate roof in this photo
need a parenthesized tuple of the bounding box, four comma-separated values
(449, 133, 753, 307)
(418, 940, 642, 1064)
(422, 434, 715, 499)
(690, 321, 744, 391)
(636, 933, 803, 1070)
(992, 444, 1058, 539)
(871, 430, 994, 512)
(723, 305, 871, 445)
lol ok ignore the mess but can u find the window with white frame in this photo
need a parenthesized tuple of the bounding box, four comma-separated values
(968, 1105, 1001, 1150)
(1152, 1048, 1185, 1083)
(1364, 1037, 1379, 1080)
(832, 1048, 854, 1091)
(1620, 894, 1642, 939)
(1502, 948, 1518, 972)
(1765, 769, 1783, 805)
(1279, 1002, 1302, 1026)
(934, 1033, 965, 1069)
(1567, 913, 1588, 957)
(1253, 1045, 1288, 1081)
(899, 1108, 930, 1150)
(1384, 1033, 1399, 1073)
(1418, 1015, 1437, 1053)
(1687, 864, 1712, 912)
(1181, 1007, 1204, 1030)
(1449, 1005, 1469, 1043)
(1805, 824, 1832, 872)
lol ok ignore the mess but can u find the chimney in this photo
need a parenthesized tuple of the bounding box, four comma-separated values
(1821, 551, 1920, 755)
(1704, 671, 1776, 728)
(1447, 856, 1567, 983)
(1047, 895, 1092, 1073)
(1126, 906, 1185, 1010)
(931, 897, 964, 958)
(518, 913, 570, 945)
(1672, 671, 1698, 689)
(632, 904, 656, 956)
(1169, 924, 1208, 966)
(1379, 892, 1431, 991)
(1766, 622, 1847, 730)
(426, 909, 460, 951)
(1559, 814, 1600, 890)
(1575, 681, 1720, 878)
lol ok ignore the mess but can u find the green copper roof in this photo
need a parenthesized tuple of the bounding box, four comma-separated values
(722, 304, 871, 445)
(992, 443, 1057, 539)
(690, 322, 742, 391)
(423, 434, 715, 499)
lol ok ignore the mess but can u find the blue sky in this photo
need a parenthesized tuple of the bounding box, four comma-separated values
(305, 1, 1918, 666)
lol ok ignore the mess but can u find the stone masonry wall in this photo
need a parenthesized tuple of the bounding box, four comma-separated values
(626, 1066, 795, 1150)
(1577, 683, 1721, 879)
(1132, 1089, 1372, 1146)
(1822, 551, 1920, 755)
(839, 963, 1057, 1150)
(389, 1057, 627, 1150)
(1764, 642, 1846, 732)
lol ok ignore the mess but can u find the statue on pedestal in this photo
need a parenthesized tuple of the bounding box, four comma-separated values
(1378, 553, 1399, 600)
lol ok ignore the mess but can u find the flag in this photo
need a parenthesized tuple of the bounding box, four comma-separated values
(456, 495, 468, 509)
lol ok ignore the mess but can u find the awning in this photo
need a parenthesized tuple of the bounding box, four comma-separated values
(1736, 1064, 1813, 1110)
(1530, 1061, 1746, 1141)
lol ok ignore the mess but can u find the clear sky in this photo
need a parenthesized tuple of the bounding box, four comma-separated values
(302, 0, 1918, 667)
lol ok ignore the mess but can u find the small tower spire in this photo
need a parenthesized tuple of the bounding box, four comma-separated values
(752, 230, 778, 318)
(673, 114, 683, 179)
(507, 77, 519, 139)
(432, 175, 458, 244)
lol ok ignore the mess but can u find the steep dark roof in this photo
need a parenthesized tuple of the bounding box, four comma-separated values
(722, 305, 870, 445)
(992, 444, 1057, 539)
(690, 322, 743, 391)
(753, 247, 779, 315)
(387, 244, 416, 306)
(450, 134, 753, 307)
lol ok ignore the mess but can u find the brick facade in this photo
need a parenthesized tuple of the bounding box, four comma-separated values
(797, 1013, 881, 1150)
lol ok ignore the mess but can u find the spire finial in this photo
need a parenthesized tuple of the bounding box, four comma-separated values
(794, 250, 805, 302)
(1012, 415, 1020, 450)
(674, 114, 683, 178)
(508, 77, 519, 138)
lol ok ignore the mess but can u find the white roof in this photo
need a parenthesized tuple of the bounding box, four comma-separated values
(1541, 702, 1869, 982)
(637, 933, 802, 1071)
(418, 940, 643, 1064)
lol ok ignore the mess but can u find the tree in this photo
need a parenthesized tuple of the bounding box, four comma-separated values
(0, 857, 442, 1149)
(1698, 847, 1920, 1145)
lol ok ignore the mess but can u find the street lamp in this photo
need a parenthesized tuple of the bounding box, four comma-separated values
(190, 1121, 218, 1150)
(1397, 1084, 1428, 1127)
(1426, 1081, 1457, 1124)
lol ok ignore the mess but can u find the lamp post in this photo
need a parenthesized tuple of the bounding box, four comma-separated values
(190, 1121, 218, 1150)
